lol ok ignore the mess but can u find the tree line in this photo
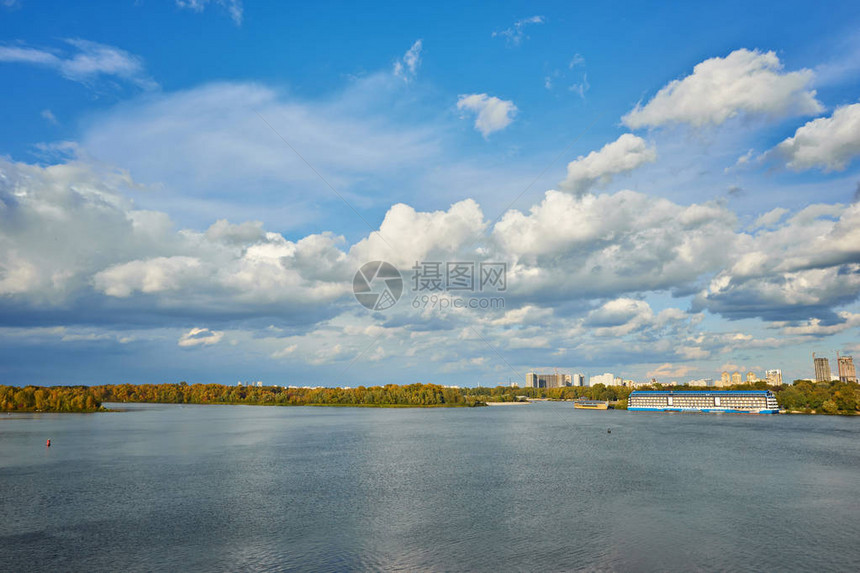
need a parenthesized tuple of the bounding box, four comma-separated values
(465, 380, 860, 414)
(0, 385, 103, 413)
(2, 380, 858, 414)
(773, 380, 858, 414)
(89, 382, 484, 408)
(463, 384, 632, 403)
(1, 382, 482, 411)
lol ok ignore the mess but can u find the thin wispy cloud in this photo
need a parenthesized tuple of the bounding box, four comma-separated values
(175, 0, 243, 26)
(545, 53, 587, 94)
(178, 327, 224, 348)
(0, 39, 157, 90)
(394, 39, 423, 82)
(569, 73, 590, 99)
(493, 15, 544, 46)
(569, 53, 585, 68)
(40, 109, 58, 125)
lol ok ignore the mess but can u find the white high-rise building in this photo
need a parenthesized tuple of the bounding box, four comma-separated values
(589, 373, 615, 386)
(765, 369, 783, 385)
(814, 355, 831, 382)
(526, 372, 572, 388)
(572, 373, 585, 386)
(837, 354, 857, 383)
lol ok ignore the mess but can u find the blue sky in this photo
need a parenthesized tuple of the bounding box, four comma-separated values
(1, 0, 859, 386)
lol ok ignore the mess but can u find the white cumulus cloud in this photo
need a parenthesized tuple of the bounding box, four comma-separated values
(178, 327, 224, 348)
(772, 103, 860, 171)
(754, 207, 788, 228)
(492, 189, 738, 301)
(647, 363, 696, 380)
(4, 145, 860, 353)
(350, 199, 486, 269)
(559, 133, 656, 194)
(623, 49, 822, 129)
(777, 312, 860, 337)
(695, 203, 860, 321)
(93, 256, 206, 298)
(457, 93, 517, 137)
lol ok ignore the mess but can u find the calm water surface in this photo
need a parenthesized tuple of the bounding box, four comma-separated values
(1, 402, 859, 572)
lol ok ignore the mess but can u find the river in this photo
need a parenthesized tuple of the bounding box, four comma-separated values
(1, 402, 858, 571)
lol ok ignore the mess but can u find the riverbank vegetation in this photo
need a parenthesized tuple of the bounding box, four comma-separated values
(2, 382, 484, 411)
(464, 380, 860, 415)
(775, 380, 858, 414)
(89, 382, 484, 408)
(463, 384, 632, 403)
(0, 385, 104, 412)
(3, 380, 857, 414)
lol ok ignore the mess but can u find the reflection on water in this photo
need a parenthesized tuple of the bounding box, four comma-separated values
(1, 403, 859, 572)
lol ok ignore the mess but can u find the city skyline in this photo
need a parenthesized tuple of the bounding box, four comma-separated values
(1, 2, 859, 387)
(525, 349, 855, 387)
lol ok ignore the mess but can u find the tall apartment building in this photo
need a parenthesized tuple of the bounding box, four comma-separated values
(746, 371, 758, 383)
(720, 371, 730, 386)
(837, 354, 857, 383)
(813, 354, 831, 382)
(731, 372, 742, 385)
(525, 372, 572, 388)
(765, 369, 783, 385)
(589, 373, 615, 386)
(572, 373, 585, 387)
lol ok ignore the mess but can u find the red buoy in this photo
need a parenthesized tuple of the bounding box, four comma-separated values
(46, 439, 51, 447)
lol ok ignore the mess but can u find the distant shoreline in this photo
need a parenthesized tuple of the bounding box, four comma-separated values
(3, 381, 859, 415)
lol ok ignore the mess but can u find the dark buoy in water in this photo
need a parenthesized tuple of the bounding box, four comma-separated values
(46, 439, 51, 447)
(607, 428, 611, 434)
